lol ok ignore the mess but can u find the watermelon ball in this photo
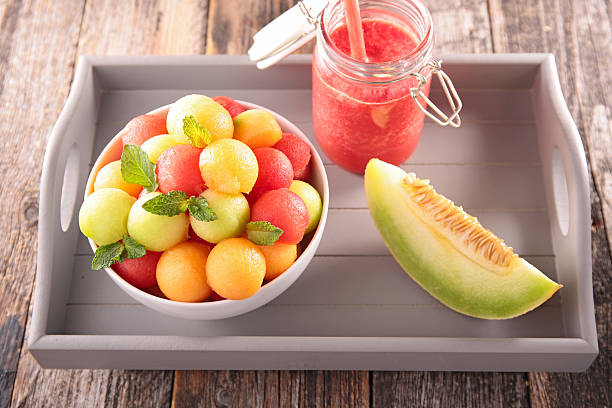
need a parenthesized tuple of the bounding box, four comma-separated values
(250, 147, 294, 202)
(122, 115, 168, 146)
(251, 188, 310, 244)
(112, 250, 162, 289)
(273, 133, 312, 181)
(156, 144, 206, 197)
(213, 96, 246, 118)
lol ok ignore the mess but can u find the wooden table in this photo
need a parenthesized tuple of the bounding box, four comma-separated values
(0, 0, 609, 406)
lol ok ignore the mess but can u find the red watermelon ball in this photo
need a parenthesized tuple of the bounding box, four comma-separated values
(156, 144, 206, 197)
(273, 133, 312, 181)
(112, 251, 162, 289)
(250, 147, 294, 202)
(122, 114, 168, 146)
(251, 188, 310, 244)
(213, 96, 246, 118)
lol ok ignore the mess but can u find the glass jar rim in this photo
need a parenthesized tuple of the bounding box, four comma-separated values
(317, 0, 434, 83)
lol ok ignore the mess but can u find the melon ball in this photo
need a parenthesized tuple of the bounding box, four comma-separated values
(190, 189, 250, 243)
(79, 188, 136, 246)
(273, 133, 312, 181)
(94, 160, 142, 197)
(156, 144, 206, 197)
(233, 109, 282, 149)
(112, 250, 161, 289)
(156, 241, 211, 302)
(251, 188, 310, 244)
(289, 180, 322, 234)
(167, 94, 233, 143)
(127, 192, 189, 252)
(199, 139, 258, 194)
(122, 114, 168, 146)
(206, 238, 266, 300)
(213, 96, 246, 118)
(250, 147, 293, 201)
(141, 134, 182, 163)
(258, 242, 297, 281)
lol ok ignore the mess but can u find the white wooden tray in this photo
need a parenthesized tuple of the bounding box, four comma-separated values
(30, 54, 598, 371)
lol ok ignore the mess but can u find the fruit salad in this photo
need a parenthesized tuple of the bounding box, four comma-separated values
(79, 94, 323, 302)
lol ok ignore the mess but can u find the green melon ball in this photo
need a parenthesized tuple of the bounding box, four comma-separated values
(289, 180, 322, 234)
(79, 188, 136, 246)
(190, 189, 250, 243)
(127, 192, 189, 252)
(140, 134, 183, 163)
(167, 94, 233, 143)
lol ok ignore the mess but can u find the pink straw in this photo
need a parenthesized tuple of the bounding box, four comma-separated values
(342, 0, 367, 61)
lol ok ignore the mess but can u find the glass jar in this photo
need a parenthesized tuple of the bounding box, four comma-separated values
(312, 0, 435, 174)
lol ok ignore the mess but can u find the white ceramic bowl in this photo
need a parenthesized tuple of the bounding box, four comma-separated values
(84, 101, 329, 320)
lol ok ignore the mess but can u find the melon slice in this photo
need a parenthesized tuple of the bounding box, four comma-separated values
(364, 159, 561, 319)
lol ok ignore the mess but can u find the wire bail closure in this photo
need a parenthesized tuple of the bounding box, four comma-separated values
(410, 59, 462, 127)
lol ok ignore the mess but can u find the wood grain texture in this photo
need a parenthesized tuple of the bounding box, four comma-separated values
(489, 0, 612, 407)
(9, 1, 208, 407)
(0, 0, 85, 406)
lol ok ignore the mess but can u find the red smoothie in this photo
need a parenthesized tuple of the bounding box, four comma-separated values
(312, 19, 431, 173)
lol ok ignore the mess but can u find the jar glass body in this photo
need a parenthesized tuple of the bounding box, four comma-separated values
(312, 0, 434, 173)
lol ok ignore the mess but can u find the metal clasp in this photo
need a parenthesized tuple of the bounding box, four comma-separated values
(410, 59, 462, 127)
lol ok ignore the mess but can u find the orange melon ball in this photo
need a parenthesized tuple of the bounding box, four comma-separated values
(206, 238, 266, 300)
(233, 109, 282, 149)
(94, 160, 143, 197)
(156, 241, 211, 302)
(258, 242, 297, 281)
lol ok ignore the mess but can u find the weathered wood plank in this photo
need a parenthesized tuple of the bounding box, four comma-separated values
(10, 1, 208, 407)
(172, 371, 279, 407)
(0, 0, 85, 406)
(488, 0, 612, 407)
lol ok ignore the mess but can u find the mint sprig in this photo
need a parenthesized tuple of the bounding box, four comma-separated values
(142, 190, 217, 222)
(246, 221, 283, 246)
(91, 236, 146, 270)
(183, 115, 211, 148)
(121, 144, 158, 192)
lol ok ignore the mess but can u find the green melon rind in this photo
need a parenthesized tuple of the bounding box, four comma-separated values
(364, 159, 561, 320)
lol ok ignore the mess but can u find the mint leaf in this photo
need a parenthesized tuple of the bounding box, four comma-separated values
(92, 241, 126, 270)
(142, 190, 189, 216)
(246, 221, 283, 246)
(121, 144, 158, 191)
(187, 196, 217, 222)
(183, 115, 211, 148)
(123, 235, 146, 259)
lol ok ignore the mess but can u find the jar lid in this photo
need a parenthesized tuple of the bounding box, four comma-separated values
(248, 0, 328, 69)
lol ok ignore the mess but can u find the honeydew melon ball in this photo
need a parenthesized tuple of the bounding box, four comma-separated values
(289, 180, 323, 234)
(167, 94, 234, 143)
(199, 138, 258, 194)
(93, 160, 143, 197)
(127, 192, 189, 252)
(79, 188, 136, 246)
(140, 134, 183, 163)
(190, 189, 250, 244)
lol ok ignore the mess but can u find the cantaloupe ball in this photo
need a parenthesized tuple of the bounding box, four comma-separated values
(79, 188, 136, 246)
(141, 134, 183, 163)
(199, 138, 258, 194)
(206, 238, 266, 300)
(258, 242, 297, 281)
(127, 192, 189, 252)
(94, 161, 143, 197)
(289, 180, 323, 234)
(233, 109, 282, 149)
(167, 94, 234, 143)
(156, 241, 211, 302)
(190, 189, 250, 243)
